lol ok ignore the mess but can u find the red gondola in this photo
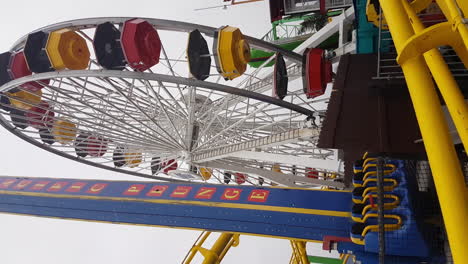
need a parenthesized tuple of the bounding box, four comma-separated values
(121, 19, 161, 71)
(87, 136, 108, 157)
(25, 101, 54, 129)
(9, 52, 49, 92)
(306, 167, 319, 179)
(162, 159, 178, 174)
(235, 172, 246, 184)
(302, 48, 332, 99)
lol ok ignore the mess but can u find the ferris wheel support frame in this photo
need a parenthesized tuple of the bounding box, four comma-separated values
(226, 151, 342, 172)
(200, 161, 345, 188)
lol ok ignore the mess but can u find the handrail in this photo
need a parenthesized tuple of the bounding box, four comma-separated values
(362, 169, 395, 181)
(362, 163, 396, 173)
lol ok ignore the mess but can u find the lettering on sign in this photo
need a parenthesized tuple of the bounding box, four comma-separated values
(66, 182, 87, 193)
(47, 182, 69, 192)
(170, 186, 192, 198)
(0, 179, 17, 189)
(86, 183, 107, 194)
(30, 181, 50, 191)
(146, 185, 169, 197)
(221, 188, 242, 201)
(123, 184, 146, 196)
(0, 178, 272, 204)
(12, 180, 32, 190)
(247, 190, 270, 203)
(194, 187, 216, 199)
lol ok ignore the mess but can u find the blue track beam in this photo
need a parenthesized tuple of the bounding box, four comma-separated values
(0, 176, 352, 241)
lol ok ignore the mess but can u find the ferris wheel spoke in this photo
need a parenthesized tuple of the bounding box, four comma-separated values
(38, 97, 174, 152)
(109, 77, 186, 124)
(190, 98, 232, 149)
(157, 80, 190, 118)
(194, 104, 269, 151)
(45, 80, 179, 149)
(142, 80, 187, 149)
(194, 114, 304, 153)
(102, 77, 186, 150)
(111, 77, 187, 121)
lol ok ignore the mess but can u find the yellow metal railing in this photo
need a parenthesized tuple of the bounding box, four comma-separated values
(376, 0, 468, 262)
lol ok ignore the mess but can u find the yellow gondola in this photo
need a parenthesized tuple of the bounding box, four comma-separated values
(272, 164, 282, 173)
(52, 119, 77, 144)
(7, 89, 42, 110)
(214, 26, 250, 80)
(199, 167, 212, 180)
(124, 151, 142, 168)
(46, 29, 90, 70)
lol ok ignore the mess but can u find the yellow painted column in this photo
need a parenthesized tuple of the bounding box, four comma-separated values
(379, 0, 468, 263)
(402, 0, 468, 153)
(435, 0, 468, 45)
(201, 233, 235, 264)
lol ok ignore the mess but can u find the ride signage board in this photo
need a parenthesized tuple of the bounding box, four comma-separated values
(0, 176, 352, 241)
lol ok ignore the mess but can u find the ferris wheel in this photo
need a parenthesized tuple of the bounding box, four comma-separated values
(0, 17, 343, 188)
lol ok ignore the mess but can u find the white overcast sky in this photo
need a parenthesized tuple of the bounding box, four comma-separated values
(0, 0, 340, 263)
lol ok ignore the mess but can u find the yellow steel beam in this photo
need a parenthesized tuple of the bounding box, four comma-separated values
(379, 0, 468, 263)
(182, 232, 239, 264)
(410, 0, 434, 13)
(435, 0, 468, 46)
(397, 21, 468, 69)
(399, 1, 468, 155)
(290, 241, 309, 264)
